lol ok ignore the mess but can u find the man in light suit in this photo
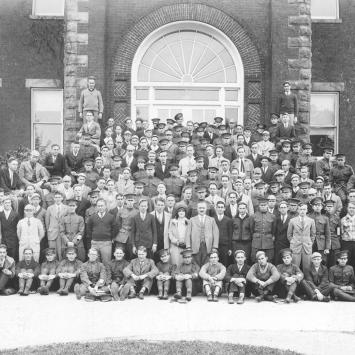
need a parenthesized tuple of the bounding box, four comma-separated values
(287, 202, 316, 270)
(186, 201, 219, 266)
(19, 150, 49, 189)
(76, 111, 101, 147)
(231, 146, 254, 180)
(45, 191, 68, 261)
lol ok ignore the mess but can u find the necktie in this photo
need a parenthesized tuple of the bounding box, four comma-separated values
(240, 160, 245, 173)
(27, 218, 31, 226)
(162, 165, 165, 173)
(57, 206, 60, 218)
(301, 217, 305, 229)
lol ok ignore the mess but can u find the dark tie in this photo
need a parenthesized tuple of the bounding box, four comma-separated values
(240, 160, 245, 173)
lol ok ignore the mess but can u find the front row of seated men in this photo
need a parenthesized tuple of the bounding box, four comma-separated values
(0, 243, 354, 303)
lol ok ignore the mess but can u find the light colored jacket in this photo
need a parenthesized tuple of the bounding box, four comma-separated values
(287, 216, 316, 254)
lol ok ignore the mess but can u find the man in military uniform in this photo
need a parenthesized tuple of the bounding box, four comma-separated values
(324, 199, 341, 267)
(330, 153, 354, 203)
(187, 185, 214, 218)
(195, 156, 208, 184)
(164, 165, 184, 199)
(249, 198, 276, 262)
(60, 199, 85, 261)
(287, 198, 300, 218)
(296, 143, 317, 179)
(309, 197, 331, 264)
(184, 169, 199, 201)
(329, 250, 355, 301)
(296, 181, 311, 205)
(315, 147, 333, 180)
(140, 163, 162, 198)
(74, 247, 111, 302)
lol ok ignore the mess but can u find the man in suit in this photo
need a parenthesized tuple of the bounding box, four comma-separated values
(287, 202, 316, 270)
(203, 124, 219, 144)
(65, 142, 84, 180)
(76, 111, 101, 147)
(72, 184, 91, 218)
(274, 200, 291, 265)
(231, 146, 254, 180)
(43, 144, 67, 177)
(121, 145, 138, 174)
(274, 113, 296, 142)
(214, 201, 233, 266)
(247, 142, 262, 168)
(131, 199, 157, 258)
(45, 191, 68, 261)
(154, 150, 171, 181)
(0, 197, 20, 261)
(0, 244, 16, 295)
(150, 197, 171, 263)
(186, 201, 219, 266)
(0, 157, 23, 194)
(19, 150, 49, 189)
(260, 156, 275, 184)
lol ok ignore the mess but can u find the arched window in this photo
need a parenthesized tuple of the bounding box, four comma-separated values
(131, 21, 244, 124)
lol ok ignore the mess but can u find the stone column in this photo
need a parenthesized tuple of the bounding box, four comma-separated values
(287, 0, 312, 141)
(63, 0, 89, 151)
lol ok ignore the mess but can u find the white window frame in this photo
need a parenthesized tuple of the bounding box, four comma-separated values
(131, 21, 244, 125)
(31, 88, 64, 152)
(311, 0, 339, 20)
(310, 92, 339, 155)
(32, 0, 65, 17)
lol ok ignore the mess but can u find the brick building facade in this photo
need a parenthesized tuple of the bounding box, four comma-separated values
(0, 0, 354, 164)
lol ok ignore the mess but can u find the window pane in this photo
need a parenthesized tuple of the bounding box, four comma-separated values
(136, 106, 149, 121)
(191, 109, 204, 122)
(225, 107, 239, 122)
(205, 109, 217, 121)
(136, 89, 149, 100)
(33, 0, 64, 16)
(35, 111, 62, 123)
(157, 109, 170, 120)
(311, 0, 338, 19)
(34, 124, 62, 152)
(32, 89, 63, 123)
(310, 128, 336, 156)
(155, 89, 219, 101)
(225, 89, 239, 101)
(310, 93, 337, 126)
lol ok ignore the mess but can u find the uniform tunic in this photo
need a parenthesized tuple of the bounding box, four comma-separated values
(309, 212, 331, 251)
(106, 259, 130, 285)
(56, 259, 82, 276)
(80, 260, 107, 286)
(115, 207, 138, 243)
(329, 264, 355, 289)
(250, 211, 276, 251)
(40, 260, 59, 275)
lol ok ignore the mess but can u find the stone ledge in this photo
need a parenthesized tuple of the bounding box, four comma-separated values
(312, 82, 345, 92)
(25, 79, 62, 88)
(312, 18, 342, 23)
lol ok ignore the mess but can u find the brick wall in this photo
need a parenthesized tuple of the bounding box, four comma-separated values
(0, 0, 62, 154)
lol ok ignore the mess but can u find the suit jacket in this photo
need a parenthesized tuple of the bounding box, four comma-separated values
(74, 198, 91, 218)
(19, 161, 49, 186)
(78, 122, 101, 145)
(214, 215, 233, 249)
(0, 168, 23, 192)
(154, 162, 171, 180)
(0, 210, 20, 247)
(123, 258, 158, 278)
(303, 263, 329, 290)
(287, 215, 316, 254)
(45, 204, 68, 241)
(131, 213, 157, 249)
(274, 124, 296, 142)
(203, 132, 219, 144)
(274, 214, 291, 250)
(43, 153, 67, 177)
(230, 158, 254, 179)
(246, 154, 262, 168)
(65, 151, 84, 173)
(261, 166, 276, 184)
(121, 157, 138, 174)
(150, 211, 171, 249)
(186, 215, 219, 254)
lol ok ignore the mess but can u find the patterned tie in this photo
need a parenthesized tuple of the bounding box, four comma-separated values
(240, 160, 245, 173)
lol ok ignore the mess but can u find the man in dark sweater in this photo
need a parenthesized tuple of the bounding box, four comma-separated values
(86, 198, 116, 266)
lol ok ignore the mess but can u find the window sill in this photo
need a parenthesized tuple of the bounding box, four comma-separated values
(312, 18, 342, 23)
(29, 15, 64, 20)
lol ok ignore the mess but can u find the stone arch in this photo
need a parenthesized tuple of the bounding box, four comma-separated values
(110, 3, 264, 127)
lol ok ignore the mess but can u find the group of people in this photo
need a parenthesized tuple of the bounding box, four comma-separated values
(0, 78, 355, 303)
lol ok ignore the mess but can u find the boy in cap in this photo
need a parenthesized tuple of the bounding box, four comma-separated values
(74, 248, 111, 302)
(276, 248, 303, 303)
(56, 246, 82, 295)
(16, 248, 40, 296)
(309, 197, 331, 264)
(199, 250, 226, 302)
(225, 250, 250, 304)
(156, 249, 175, 300)
(106, 246, 130, 301)
(121, 245, 158, 300)
(173, 248, 200, 301)
(60, 199, 85, 261)
(246, 250, 280, 302)
(38, 248, 58, 295)
(329, 250, 355, 301)
(300, 252, 330, 302)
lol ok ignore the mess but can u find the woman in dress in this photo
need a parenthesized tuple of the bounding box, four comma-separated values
(168, 206, 189, 267)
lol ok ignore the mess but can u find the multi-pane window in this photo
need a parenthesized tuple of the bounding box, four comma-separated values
(310, 92, 338, 156)
(31, 89, 63, 152)
(32, 0, 65, 17)
(311, 0, 339, 19)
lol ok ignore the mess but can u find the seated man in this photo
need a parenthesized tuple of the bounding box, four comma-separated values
(121, 246, 158, 300)
(74, 248, 111, 302)
(329, 250, 355, 302)
(173, 248, 200, 302)
(106, 246, 130, 301)
(38, 248, 59, 295)
(156, 249, 175, 300)
(276, 248, 303, 303)
(246, 250, 280, 302)
(16, 248, 40, 296)
(0, 244, 16, 295)
(56, 246, 82, 296)
(225, 249, 250, 304)
(300, 252, 330, 302)
(199, 250, 226, 302)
